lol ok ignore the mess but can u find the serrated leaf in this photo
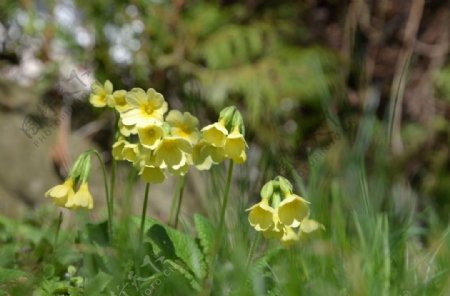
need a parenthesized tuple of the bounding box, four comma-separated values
(164, 227, 206, 280)
(147, 224, 176, 259)
(194, 214, 215, 258)
(147, 224, 206, 280)
(164, 259, 201, 291)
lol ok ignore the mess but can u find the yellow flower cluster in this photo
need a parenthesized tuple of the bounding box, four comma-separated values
(247, 176, 324, 247)
(45, 154, 94, 210)
(90, 81, 247, 183)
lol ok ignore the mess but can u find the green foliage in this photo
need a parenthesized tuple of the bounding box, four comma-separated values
(194, 213, 215, 258)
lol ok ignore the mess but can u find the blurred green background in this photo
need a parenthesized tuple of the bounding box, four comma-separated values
(0, 0, 449, 294)
(1, 0, 448, 220)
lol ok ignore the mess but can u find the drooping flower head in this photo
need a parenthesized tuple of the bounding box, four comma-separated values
(197, 105, 247, 169)
(278, 194, 310, 227)
(45, 152, 95, 210)
(247, 176, 322, 247)
(247, 198, 275, 231)
(224, 127, 247, 164)
(65, 181, 94, 210)
(45, 178, 75, 207)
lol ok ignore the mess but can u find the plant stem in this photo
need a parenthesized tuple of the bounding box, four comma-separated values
(246, 232, 259, 268)
(109, 112, 119, 237)
(139, 182, 150, 245)
(203, 160, 234, 293)
(218, 160, 234, 237)
(109, 158, 116, 233)
(54, 211, 63, 248)
(168, 178, 182, 224)
(90, 150, 112, 240)
(174, 175, 187, 229)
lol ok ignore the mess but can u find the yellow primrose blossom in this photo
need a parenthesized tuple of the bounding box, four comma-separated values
(65, 182, 94, 210)
(277, 194, 310, 227)
(300, 218, 325, 234)
(224, 127, 247, 164)
(138, 123, 163, 149)
(192, 140, 225, 170)
(154, 136, 192, 168)
(201, 121, 228, 147)
(112, 138, 127, 160)
(110, 90, 131, 112)
(247, 199, 276, 231)
(139, 165, 166, 183)
(89, 80, 113, 108)
(121, 88, 168, 127)
(45, 178, 75, 207)
(281, 226, 300, 247)
(262, 212, 284, 240)
(166, 110, 200, 144)
(122, 142, 140, 163)
(118, 120, 138, 137)
(168, 162, 189, 176)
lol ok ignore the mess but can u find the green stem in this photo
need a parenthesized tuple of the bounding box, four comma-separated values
(54, 211, 63, 249)
(218, 160, 234, 236)
(203, 160, 234, 293)
(90, 150, 112, 240)
(246, 233, 259, 268)
(109, 158, 116, 232)
(139, 183, 150, 245)
(168, 178, 182, 224)
(109, 112, 119, 236)
(174, 175, 187, 229)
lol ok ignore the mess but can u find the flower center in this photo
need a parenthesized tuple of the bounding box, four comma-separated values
(142, 103, 155, 116)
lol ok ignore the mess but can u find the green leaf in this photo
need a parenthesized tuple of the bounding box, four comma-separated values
(194, 214, 215, 258)
(164, 259, 201, 291)
(147, 224, 206, 280)
(86, 220, 109, 246)
(147, 224, 176, 259)
(84, 271, 113, 295)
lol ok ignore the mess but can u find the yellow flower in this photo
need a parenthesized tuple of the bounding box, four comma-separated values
(45, 178, 75, 207)
(168, 162, 189, 176)
(89, 80, 113, 108)
(262, 212, 284, 239)
(278, 194, 310, 227)
(281, 226, 300, 247)
(201, 121, 228, 147)
(224, 127, 247, 164)
(112, 138, 127, 160)
(138, 123, 163, 149)
(166, 110, 200, 144)
(139, 166, 166, 183)
(298, 219, 325, 242)
(118, 120, 138, 137)
(121, 88, 168, 127)
(192, 140, 225, 170)
(110, 90, 131, 112)
(247, 199, 276, 231)
(122, 142, 140, 163)
(65, 182, 94, 210)
(154, 136, 192, 168)
(300, 218, 325, 234)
